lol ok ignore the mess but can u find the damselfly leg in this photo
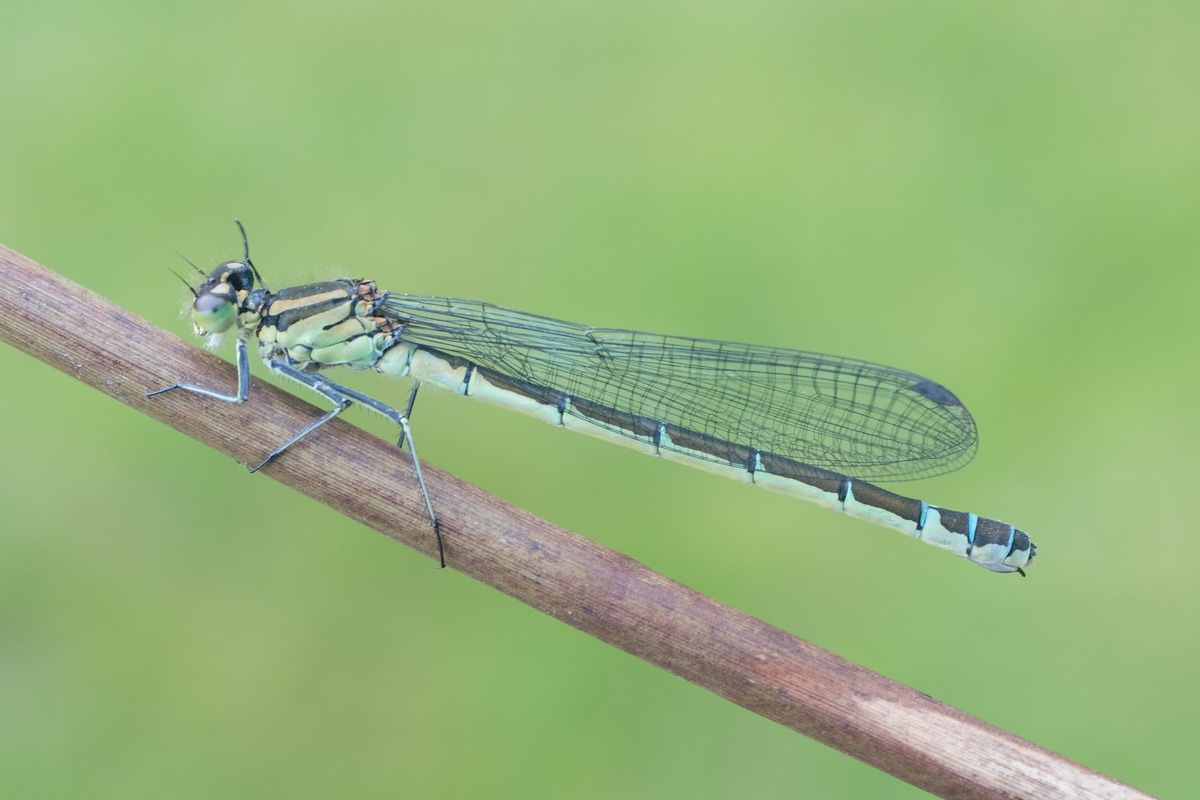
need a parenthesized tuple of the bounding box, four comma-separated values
(146, 336, 252, 404)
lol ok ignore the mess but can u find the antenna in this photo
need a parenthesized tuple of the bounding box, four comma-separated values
(233, 219, 269, 291)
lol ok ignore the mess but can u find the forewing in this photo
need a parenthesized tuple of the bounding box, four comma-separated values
(386, 295, 977, 482)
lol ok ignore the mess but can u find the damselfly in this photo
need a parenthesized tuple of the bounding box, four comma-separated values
(149, 226, 1035, 574)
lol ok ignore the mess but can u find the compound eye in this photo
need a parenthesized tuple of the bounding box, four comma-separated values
(192, 290, 237, 335)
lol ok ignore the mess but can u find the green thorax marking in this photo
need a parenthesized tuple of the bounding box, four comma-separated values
(253, 279, 405, 370)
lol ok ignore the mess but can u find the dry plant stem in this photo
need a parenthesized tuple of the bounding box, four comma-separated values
(0, 244, 1154, 800)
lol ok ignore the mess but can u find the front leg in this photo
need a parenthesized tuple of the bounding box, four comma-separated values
(146, 336, 252, 403)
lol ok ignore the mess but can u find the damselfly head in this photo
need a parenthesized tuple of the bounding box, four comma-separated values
(190, 260, 256, 338)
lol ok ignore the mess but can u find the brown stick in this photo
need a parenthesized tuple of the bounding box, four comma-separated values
(0, 244, 1154, 800)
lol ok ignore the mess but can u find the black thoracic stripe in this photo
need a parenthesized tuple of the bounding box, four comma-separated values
(845, 480, 926, 524)
(265, 284, 356, 332)
(271, 281, 353, 303)
(757, 452, 843, 494)
(573, 397, 660, 439)
(663, 425, 754, 468)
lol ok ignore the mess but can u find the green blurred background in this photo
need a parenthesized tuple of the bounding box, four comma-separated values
(1, 2, 1196, 797)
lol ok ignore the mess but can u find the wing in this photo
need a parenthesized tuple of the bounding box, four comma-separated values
(384, 294, 977, 482)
